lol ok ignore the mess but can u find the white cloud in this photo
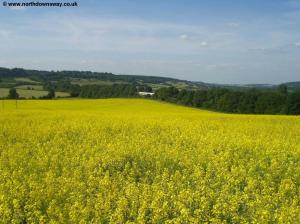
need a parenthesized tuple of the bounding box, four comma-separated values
(3, 15, 219, 54)
(179, 34, 188, 40)
(1, 10, 300, 83)
(200, 41, 208, 47)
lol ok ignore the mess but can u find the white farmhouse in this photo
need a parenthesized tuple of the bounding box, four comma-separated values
(138, 92, 154, 96)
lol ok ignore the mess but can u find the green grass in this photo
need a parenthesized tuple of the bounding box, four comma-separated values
(0, 88, 70, 98)
(148, 83, 170, 90)
(14, 77, 40, 83)
(16, 85, 44, 91)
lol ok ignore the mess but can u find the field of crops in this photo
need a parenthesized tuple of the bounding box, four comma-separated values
(0, 99, 299, 223)
(0, 88, 70, 99)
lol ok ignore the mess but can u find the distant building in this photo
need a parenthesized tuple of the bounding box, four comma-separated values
(138, 91, 154, 96)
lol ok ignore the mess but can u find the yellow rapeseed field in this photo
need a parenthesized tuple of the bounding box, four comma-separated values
(0, 99, 299, 223)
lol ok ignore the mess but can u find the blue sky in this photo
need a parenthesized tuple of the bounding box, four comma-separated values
(0, 0, 300, 84)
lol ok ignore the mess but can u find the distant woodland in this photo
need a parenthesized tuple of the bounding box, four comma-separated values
(0, 67, 299, 115)
(154, 86, 300, 115)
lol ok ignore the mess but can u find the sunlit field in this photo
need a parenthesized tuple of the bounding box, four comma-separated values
(0, 99, 299, 223)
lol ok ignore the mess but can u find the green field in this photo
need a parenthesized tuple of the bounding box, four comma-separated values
(14, 77, 40, 83)
(0, 88, 70, 98)
(0, 99, 299, 223)
(16, 85, 44, 90)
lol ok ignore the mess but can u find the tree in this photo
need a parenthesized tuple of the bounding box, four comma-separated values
(137, 85, 153, 92)
(79, 84, 137, 99)
(278, 84, 288, 94)
(47, 89, 55, 99)
(237, 89, 258, 113)
(286, 92, 300, 115)
(192, 90, 208, 107)
(177, 90, 194, 106)
(7, 88, 19, 99)
(70, 85, 81, 97)
(217, 92, 242, 113)
(154, 87, 179, 102)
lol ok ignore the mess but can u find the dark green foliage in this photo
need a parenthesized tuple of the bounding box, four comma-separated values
(217, 91, 243, 113)
(278, 84, 288, 94)
(286, 92, 300, 115)
(155, 87, 300, 115)
(7, 88, 19, 99)
(70, 85, 81, 97)
(79, 84, 137, 98)
(281, 82, 300, 91)
(0, 67, 299, 114)
(43, 81, 73, 92)
(42, 81, 81, 97)
(0, 67, 187, 85)
(47, 89, 55, 99)
(137, 85, 153, 92)
(255, 92, 286, 114)
(177, 89, 194, 106)
(192, 90, 208, 107)
(154, 87, 179, 102)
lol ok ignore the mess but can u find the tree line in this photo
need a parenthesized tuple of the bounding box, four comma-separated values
(42, 81, 138, 98)
(0, 68, 300, 114)
(3, 81, 300, 115)
(5, 88, 56, 99)
(40, 82, 300, 115)
(5, 83, 138, 100)
(79, 84, 137, 98)
(154, 86, 300, 115)
(0, 67, 182, 84)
